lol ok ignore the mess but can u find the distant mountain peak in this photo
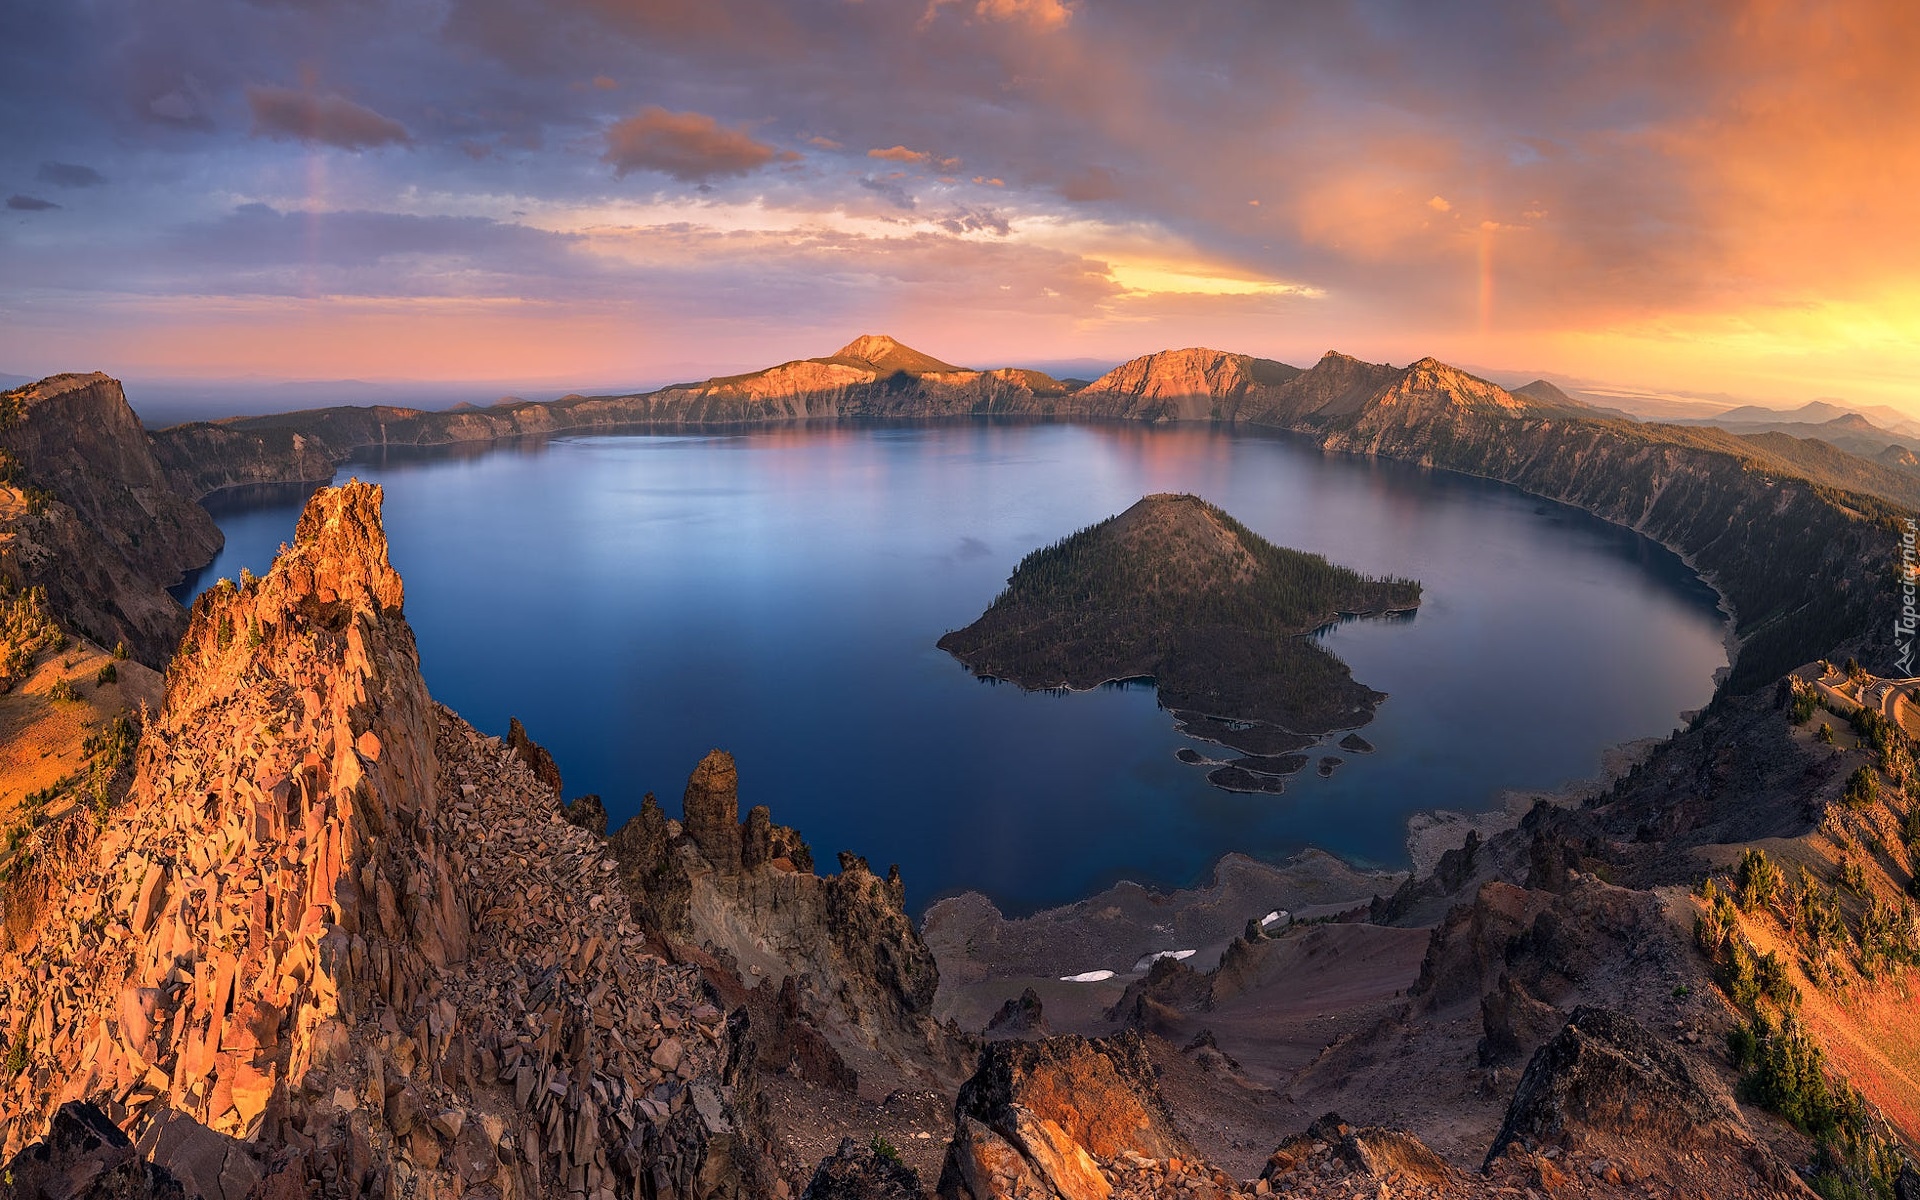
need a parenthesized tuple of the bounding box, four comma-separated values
(832, 334, 963, 374)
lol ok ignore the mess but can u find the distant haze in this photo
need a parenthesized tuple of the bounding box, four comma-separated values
(116, 377, 678, 428)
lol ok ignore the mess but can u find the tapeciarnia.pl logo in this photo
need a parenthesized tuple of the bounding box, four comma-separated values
(1899, 518, 1918, 675)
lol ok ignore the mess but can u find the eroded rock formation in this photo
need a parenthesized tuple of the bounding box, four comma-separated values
(600, 748, 958, 1091)
(0, 481, 772, 1198)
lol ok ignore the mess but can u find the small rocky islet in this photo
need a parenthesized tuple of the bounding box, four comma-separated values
(937, 493, 1419, 793)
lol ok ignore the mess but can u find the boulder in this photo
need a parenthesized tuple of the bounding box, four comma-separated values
(1486, 1006, 1731, 1166)
(800, 1136, 924, 1200)
(937, 1032, 1190, 1199)
(0, 1102, 187, 1200)
(984, 988, 1049, 1039)
(1260, 1112, 1455, 1189)
(560, 792, 608, 836)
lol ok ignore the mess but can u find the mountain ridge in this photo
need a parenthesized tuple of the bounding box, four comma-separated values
(121, 333, 1916, 701)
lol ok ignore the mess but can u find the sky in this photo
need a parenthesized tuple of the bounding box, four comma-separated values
(2, 0, 1918, 413)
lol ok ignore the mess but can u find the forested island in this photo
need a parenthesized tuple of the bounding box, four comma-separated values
(938, 493, 1420, 791)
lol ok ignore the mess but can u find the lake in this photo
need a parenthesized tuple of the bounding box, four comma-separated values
(177, 420, 1729, 915)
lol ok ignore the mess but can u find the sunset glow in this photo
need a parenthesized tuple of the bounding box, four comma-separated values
(2, 1, 1916, 410)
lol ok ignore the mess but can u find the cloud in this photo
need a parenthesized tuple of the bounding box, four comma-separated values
(869, 144, 961, 171)
(144, 84, 216, 130)
(6, 195, 61, 212)
(10, 0, 1920, 408)
(859, 176, 917, 210)
(973, 0, 1072, 29)
(37, 163, 107, 188)
(246, 85, 412, 149)
(603, 107, 797, 182)
(936, 208, 1010, 236)
(1058, 166, 1121, 203)
(923, 0, 1073, 31)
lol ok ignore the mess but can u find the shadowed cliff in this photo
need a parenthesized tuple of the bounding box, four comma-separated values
(0, 374, 221, 666)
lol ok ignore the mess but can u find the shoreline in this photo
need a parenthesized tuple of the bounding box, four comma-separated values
(1402, 734, 1664, 877)
(924, 730, 1669, 1016)
(923, 847, 1405, 1034)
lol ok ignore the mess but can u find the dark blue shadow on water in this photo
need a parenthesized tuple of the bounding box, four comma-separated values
(177, 420, 1728, 916)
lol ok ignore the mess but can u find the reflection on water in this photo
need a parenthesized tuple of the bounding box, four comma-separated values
(179, 420, 1728, 915)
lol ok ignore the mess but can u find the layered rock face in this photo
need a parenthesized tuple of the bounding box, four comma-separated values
(0, 374, 221, 664)
(0, 481, 769, 1198)
(148, 337, 1078, 500)
(1072, 349, 1301, 422)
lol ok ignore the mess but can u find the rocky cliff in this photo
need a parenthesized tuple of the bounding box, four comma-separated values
(147, 337, 1092, 499)
(598, 748, 961, 1093)
(1067, 349, 1301, 422)
(1085, 348, 1902, 692)
(0, 481, 773, 1198)
(0, 375, 220, 665)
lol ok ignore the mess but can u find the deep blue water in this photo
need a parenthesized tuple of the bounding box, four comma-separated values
(177, 421, 1728, 915)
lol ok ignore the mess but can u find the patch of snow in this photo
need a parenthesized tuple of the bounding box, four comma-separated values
(1060, 970, 1116, 983)
(1130, 948, 1198, 972)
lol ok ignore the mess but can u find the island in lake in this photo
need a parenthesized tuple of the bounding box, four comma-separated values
(938, 493, 1421, 793)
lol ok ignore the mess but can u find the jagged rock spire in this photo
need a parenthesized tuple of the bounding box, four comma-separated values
(0, 480, 767, 1197)
(682, 749, 743, 873)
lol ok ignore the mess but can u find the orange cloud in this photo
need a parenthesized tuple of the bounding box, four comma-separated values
(603, 108, 798, 182)
(869, 145, 962, 170)
(974, 0, 1073, 29)
(927, 0, 1073, 30)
